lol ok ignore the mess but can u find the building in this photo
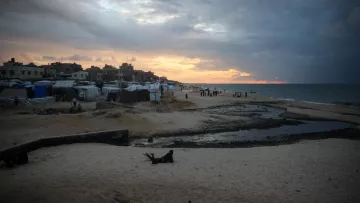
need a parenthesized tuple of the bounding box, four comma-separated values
(102, 64, 118, 81)
(119, 63, 134, 81)
(85, 66, 103, 81)
(133, 70, 158, 82)
(70, 71, 88, 80)
(50, 62, 82, 74)
(40, 64, 57, 78)
(0, 58, 45, 80)
(159, 76, 168, 83)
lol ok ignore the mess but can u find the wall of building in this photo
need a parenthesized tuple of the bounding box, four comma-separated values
(51, 62, 82, 74)
(85, 66, 103, 81)
(0, 65, 45, 80)
(70, 71, 88, 80)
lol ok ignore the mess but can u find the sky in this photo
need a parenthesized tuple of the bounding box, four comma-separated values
(0, 0, 359, 84)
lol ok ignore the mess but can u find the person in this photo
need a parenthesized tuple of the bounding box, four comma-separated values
(14, 96, 19, 106)
(71, 98, 78, 109)
(185, 93, 188, 99)
(143, 150, 174, 164)
(160, 85, 164, 96)
(245, 92, 248, 97)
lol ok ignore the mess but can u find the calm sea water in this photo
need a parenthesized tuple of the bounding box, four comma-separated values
(188, 84, 360, 107)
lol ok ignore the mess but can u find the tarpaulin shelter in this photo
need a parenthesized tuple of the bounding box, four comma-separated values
(117, 90, 149, 103)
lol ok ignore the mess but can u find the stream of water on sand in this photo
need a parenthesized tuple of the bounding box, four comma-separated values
(132, 104, 354, 147)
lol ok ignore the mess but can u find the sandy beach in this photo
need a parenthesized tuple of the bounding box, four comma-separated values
(1, 139, 360, 203)
(1, 89, 360, 202)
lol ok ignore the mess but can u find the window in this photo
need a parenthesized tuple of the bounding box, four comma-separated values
(1, 71, 5, 75)
(80, 74, 83, 77)
(34, 71, 38, 75)
(10, 70, 15, 76)
(66, 68, 70, 72)
(21, 70, 25, 75)
(28, 71, 31, 75)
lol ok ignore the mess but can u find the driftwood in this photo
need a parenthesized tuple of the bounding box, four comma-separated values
(143, 150, 174, 164)
(0, 129, 129, 164)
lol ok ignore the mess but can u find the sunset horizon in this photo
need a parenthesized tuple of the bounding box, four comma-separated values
(1, 0, 359, 84)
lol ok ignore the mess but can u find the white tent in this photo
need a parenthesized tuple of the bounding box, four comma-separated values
(53, 80, 76, 88)
(102, 86, 120, 98)
(74, 86, 100, 101)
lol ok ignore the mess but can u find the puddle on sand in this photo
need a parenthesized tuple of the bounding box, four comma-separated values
(132, 121, 353, 147)
(202, 104, 284, 119)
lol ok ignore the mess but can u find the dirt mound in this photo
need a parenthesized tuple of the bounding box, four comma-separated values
(105, 111, 122, 118)
(156, 93, 195, 112)
(96, 102, 116, 110)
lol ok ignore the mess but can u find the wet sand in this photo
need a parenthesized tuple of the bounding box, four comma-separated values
(1, 139, 360, 203)
(1, 90, 360, 149)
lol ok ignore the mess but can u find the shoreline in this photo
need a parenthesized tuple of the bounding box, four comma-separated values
(1, 89, 360, 150)
(183, 83, 360, 108)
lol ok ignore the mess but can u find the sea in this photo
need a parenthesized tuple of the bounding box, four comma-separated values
(187, 84, 360, 107)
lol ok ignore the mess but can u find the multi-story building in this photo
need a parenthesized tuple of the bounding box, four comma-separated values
(40, 64, 57, 78)
(85, 66, 103, 81)
(102, 64, 118, 81)
(133, 70, 158, 82)
(0, 58, 45, 80)
(50, 62, 82, 74)
(119, 63, 134, 81)
(70, 71, 88, 80)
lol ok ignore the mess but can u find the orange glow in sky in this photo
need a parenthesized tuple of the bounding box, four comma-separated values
(0, 38, 287, 84)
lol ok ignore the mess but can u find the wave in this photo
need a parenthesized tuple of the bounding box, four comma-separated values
(301, 101, 336, 106)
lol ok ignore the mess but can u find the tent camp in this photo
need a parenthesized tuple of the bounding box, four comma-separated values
(73, 86, 100, 101)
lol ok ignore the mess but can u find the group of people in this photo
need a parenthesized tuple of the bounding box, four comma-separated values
(233, 92, 248, 97)
(200, 89, 220, 97)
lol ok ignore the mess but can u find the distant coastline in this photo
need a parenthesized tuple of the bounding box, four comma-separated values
(183, 83, 360, 107)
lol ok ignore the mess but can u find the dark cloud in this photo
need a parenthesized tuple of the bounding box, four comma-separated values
(42, 54, 92, 61)
(42, 56, 57, 61)
(64, 54, 92, 61)
(0, 0, 359, 83)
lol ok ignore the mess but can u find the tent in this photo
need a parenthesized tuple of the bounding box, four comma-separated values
(34, 80, 53, 86)
(53, 80, 76, 88)
(73, 86, 100, 101)
(34, 85, 47, 98)
(102, 86, 120, 98)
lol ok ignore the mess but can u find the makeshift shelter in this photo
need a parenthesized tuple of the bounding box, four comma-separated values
(34, 85, 47, 98)
(73, 86, 100, 101)
(117, 90, 149, 103)
(102, 86, 120, 98)
(34, 80, 53, 86)
(34, 80, 53, 97)
(53, 80, 76, 88)
(52, 87, 78, 101)
(149, 83, 161, 101)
